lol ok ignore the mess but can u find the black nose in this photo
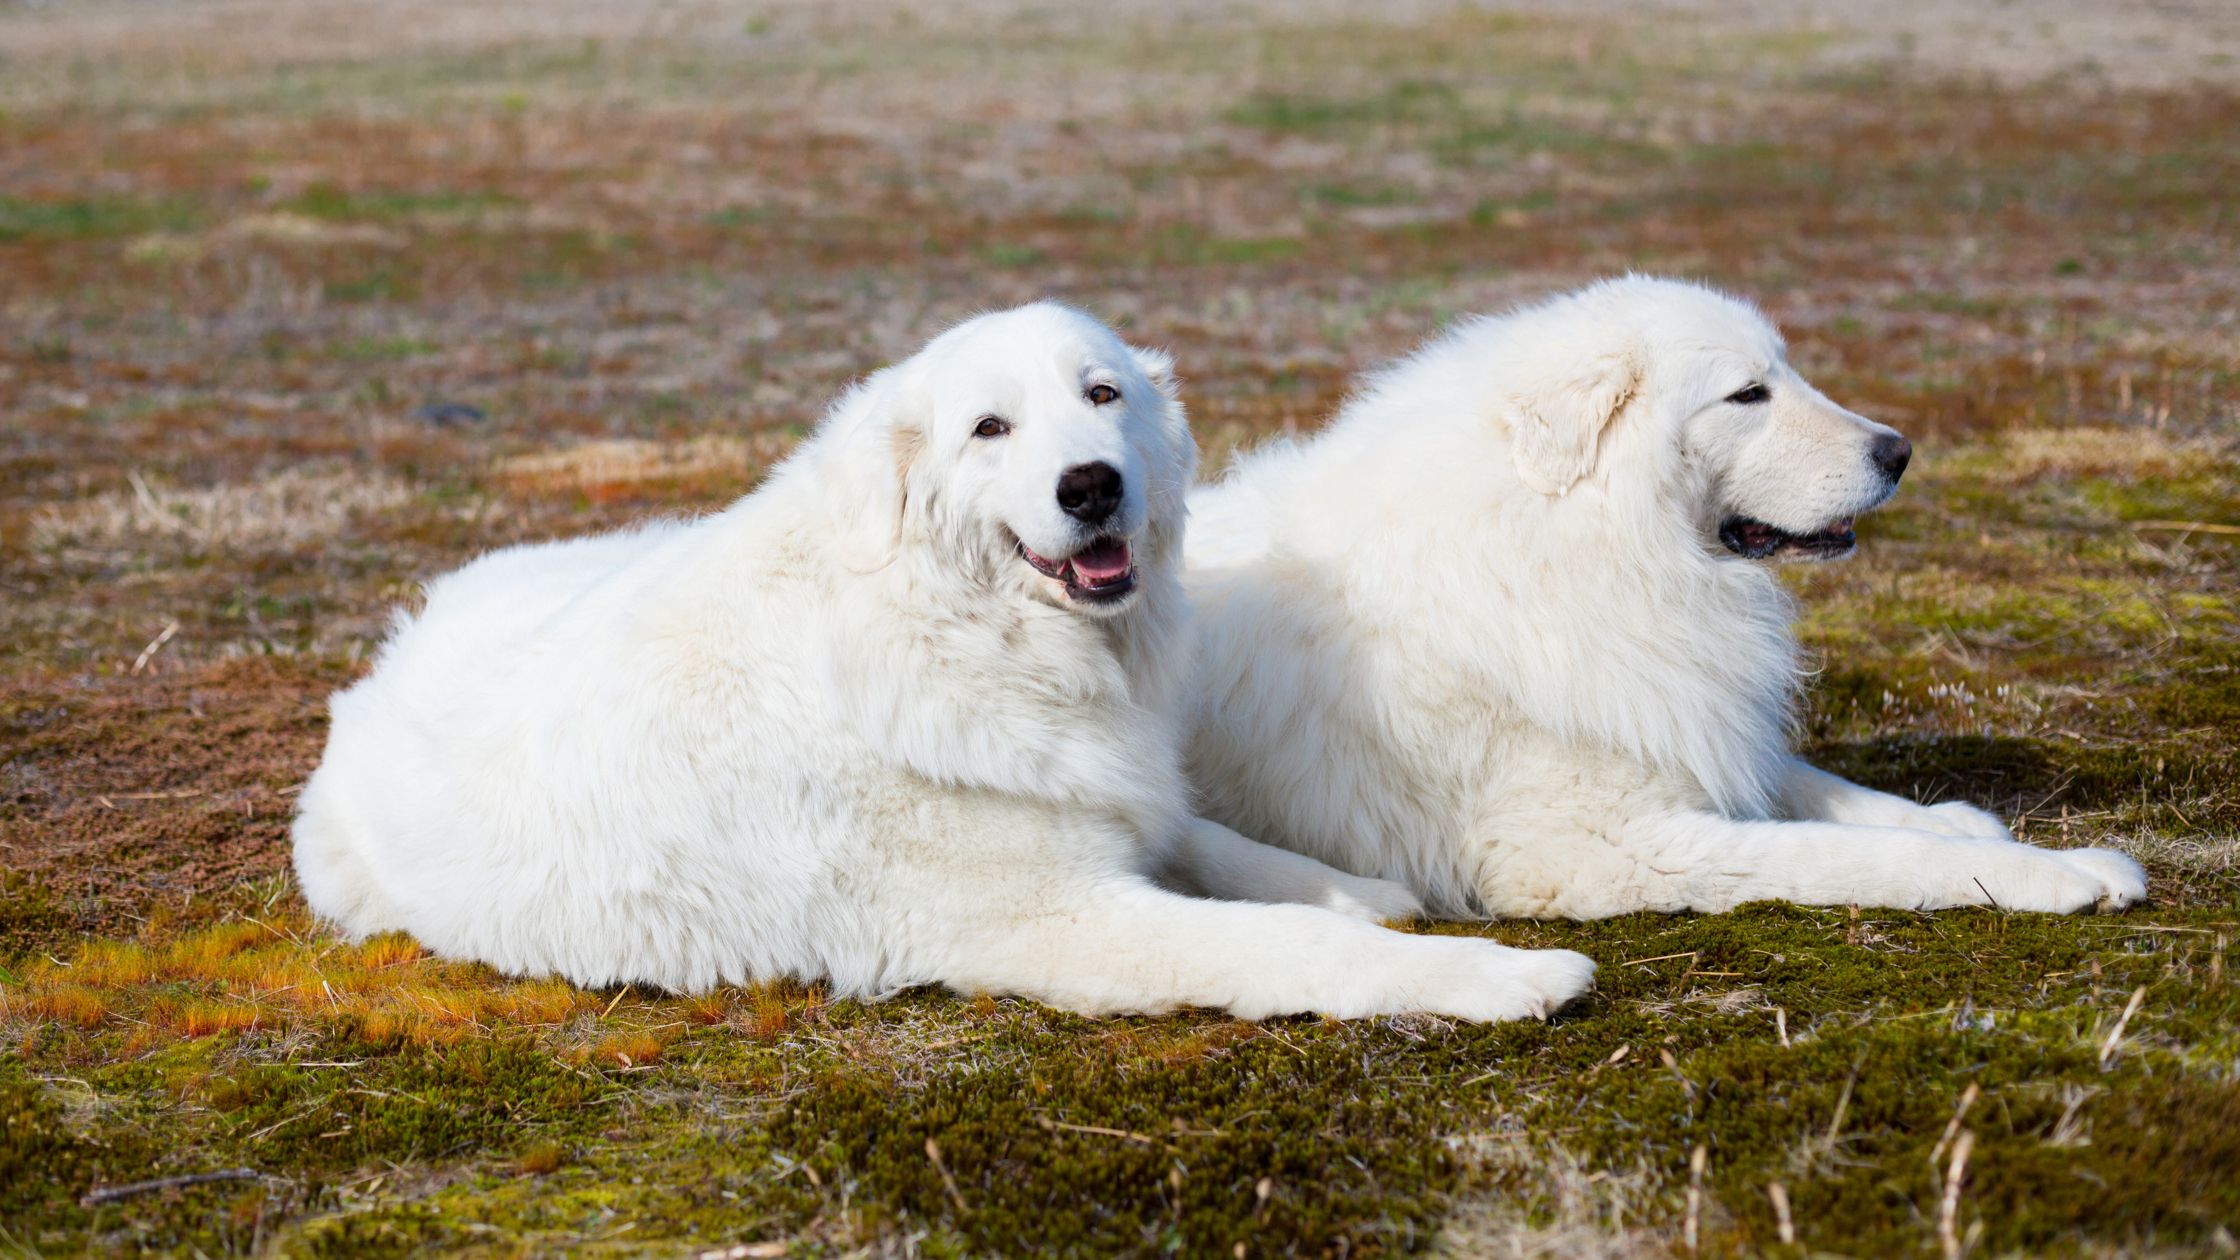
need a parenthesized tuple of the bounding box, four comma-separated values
(1870, 432, 1912, 482)
(1056, 461, 1123, 524)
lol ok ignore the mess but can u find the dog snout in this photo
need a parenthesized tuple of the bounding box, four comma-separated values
(1869, 431, 1912, 482)
(1056, 461, 1124, 524)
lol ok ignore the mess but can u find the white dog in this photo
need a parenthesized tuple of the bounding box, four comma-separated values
(1185, 277, 2147, 919)
(292, 303, 1596, 1020)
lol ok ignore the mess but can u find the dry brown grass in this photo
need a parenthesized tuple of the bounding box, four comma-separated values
(31, 466, 417, 560)
(1435, 1136, 1669, 1260)
(1959, 425, 2237, 487)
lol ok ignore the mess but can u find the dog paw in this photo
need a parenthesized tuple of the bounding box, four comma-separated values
(2053, 847, 2148, 912)
(1919, 801, 2015, 841)
(1510, 948, 1600, 1018)
(1323, 875, 1426, 925)
(1428, 944, 1597, 1022)
(1977, 845, 2148, 913)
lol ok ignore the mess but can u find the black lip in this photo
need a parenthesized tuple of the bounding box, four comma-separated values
(1019, 544, 1068, 580)
(1718, 515, 1857, 560)
(1066, 570, 1136, 604)
(1016, 537, 1139, 604)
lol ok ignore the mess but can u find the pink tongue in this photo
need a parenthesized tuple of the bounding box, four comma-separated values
(1070, 540, 1132, 582)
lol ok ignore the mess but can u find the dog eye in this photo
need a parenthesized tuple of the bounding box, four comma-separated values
(973, 416, 1011, 439)
(1726, 383, 1771, 405)
(1086, 383, 1120, 406)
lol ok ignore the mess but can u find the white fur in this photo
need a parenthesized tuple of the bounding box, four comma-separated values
(293, 302, 1595, 1020)
(1186, 277, 2147, 919)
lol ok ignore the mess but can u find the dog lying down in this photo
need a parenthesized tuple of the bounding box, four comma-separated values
(1185, 276, 2147, 920)
(292, 303, 1596, 1020)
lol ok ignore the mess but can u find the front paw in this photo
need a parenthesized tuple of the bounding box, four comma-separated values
(1920, 800, 2015, 841)
(1424, 944, 1597, 1022)
(1978, 845, 2148, 914)
(1324, 875, 1427, 925)
(2054, 847, 2148, 912)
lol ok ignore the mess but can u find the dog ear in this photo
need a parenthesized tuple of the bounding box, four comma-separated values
(1506, 345, 1640, 496)
(819, 368, 929, 573)
(1127, 343, 1199, 499)
(1130, 345, 1179, 401)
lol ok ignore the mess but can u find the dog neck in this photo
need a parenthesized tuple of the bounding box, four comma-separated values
(1513, 486, 1801, 818)
(820, 517, 1195, 834)
(1283, 399, 1802, 818)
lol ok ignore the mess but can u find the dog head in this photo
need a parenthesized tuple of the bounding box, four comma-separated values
(1490, 276, 1910, 561)
(816, 302, 1193, 616)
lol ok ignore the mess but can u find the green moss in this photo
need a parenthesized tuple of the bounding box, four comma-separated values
(1306, 182, 1424, 208)
(774, 1018, 1456, 1254)
(1145, 226, 1306, 267)
(0, 194, 201, 243)
(979, 243, 1049, 268)
(292, 1204, 451, 1259)
(1805, 733, 2221, 823)
(1451, 906, 2240, 1253)
(0, 1061, 95, 1222)
(280, 184, 519, 222)
(326, 334, 440, 362)
(2139, 643, 2240, 733)
(8, 906, 2239, 1255)
(1532, 1021, 2240, 1254)
(210, 1038, 603, 1173)
(1226, 81, 1464, 135)
(321, 264, 412, 304)
(0, 871, 75, 958)
(1225, 79, 1664, 172)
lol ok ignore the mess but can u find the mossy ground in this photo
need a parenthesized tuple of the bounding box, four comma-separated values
(4, 2, 2238, 1255)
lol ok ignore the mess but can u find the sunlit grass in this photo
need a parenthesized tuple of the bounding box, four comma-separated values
(7, 914, 623, 1049)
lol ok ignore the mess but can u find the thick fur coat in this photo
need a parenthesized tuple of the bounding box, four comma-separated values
(1185, 277, 2147, 919)
(294, 303, 1596, 1019)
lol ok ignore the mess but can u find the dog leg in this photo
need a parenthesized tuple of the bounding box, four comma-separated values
(1775, 759, 2014, 840)
(1492, 812, 2144, 917)
(922, 876, 1591, 1021)
(1671, 816, 2147, 914)
(1155, 817, 1425, 923)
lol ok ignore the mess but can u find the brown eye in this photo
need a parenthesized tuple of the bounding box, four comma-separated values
(1726, 383, 1770, 405)
(1086, 383, 1120, 406)
(973, 415, 1011, 439)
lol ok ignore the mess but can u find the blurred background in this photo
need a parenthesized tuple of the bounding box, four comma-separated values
(12, 0, 2235, 811)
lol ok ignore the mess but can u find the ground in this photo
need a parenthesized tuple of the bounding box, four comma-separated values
(2, 0, 2237, 1255)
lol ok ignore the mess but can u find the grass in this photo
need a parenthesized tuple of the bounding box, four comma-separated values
(0, 195, 203, 244)
(2, 0, 2237, 1254)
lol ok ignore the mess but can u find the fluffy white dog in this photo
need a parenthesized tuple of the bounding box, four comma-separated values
(1186, 277, 2147, 919)
(292, 303, 1596, 1020)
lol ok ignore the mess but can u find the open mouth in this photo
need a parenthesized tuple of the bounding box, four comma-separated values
(1018, 536, 1138, 604)
(1718, 515, 1857, 560)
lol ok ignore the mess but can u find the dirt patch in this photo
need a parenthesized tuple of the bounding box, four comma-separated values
(0, 656, 351, 930)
